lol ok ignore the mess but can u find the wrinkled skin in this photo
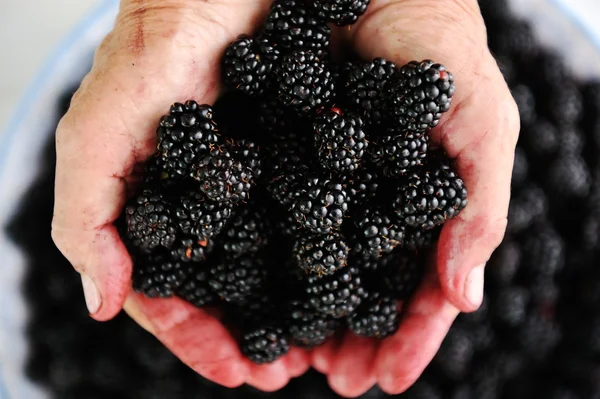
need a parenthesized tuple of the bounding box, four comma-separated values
(51, 0, 519, 396)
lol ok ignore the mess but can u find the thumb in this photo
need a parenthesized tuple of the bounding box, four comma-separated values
(347, 0, 519, 312)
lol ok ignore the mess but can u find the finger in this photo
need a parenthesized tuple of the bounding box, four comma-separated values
(124, 293, 250, 388)
(348, 0, 520, 312)
(51, 0, 273, 321)
(328, 333, 378, 398)
(283, 347, 312, 378)
(311, 335, 343, 374)
(375, 272, 459, 394)
(246, 359, 290, 392)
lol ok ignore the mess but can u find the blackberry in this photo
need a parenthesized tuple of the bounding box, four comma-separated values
(511, 84, 536, 126)
(521, 223, 565, 279)
(385, 60, 455, 132)
(132, 254, 187, 298)
(291, 176, 349, 234)
(488, 239, 521, 286)
(306, 266, 365, 318)
(286, 300, 338, 348)
(520, 118, 559, 159)
(222, 35, 280, 97)
(491, 19, 539, 65)
(434, 327, 475, 381)
(369, 130, 429, 177)
(143, 156, 177, 188)
(292, 231, 349, 276)
(156, 101, 219, 179)
(125, 189, 177, 252)
(506, 184, 548, 234)
(381, 250, 424, 300)
(558, 127, 585, 155)
(257, 97, 306, 137)
(309, 0, 370, 25)
(313, 108, 368, 174)
(241, 326, 290, 364)
(492, 286, 530, 327)
(340, 58, 397, 123)
(545, 155, 591, 199)
(225, 138, 263, 179)
(176, 265, 217, 308)
(347, 293, 400, 338)
(192, 146, 255, 204)
(232, 292, 279, 326)
(262, 0, 331, 59)
(517, 313, 561, 361)
(208, 256, 267, 303)
(403, 226, 440, 250)
(347, 170, 379, 207)
(276, 50, 336, 114)
(175, 190, 233, 239)
(170, 235, 214, 263)
(220, 205, 270, 259)
(393, 156, 468, 230)
(542, 81, 584, 127)
(352, 207, 403, 257)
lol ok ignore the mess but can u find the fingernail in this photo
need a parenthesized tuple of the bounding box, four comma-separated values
(81, 274, 102, 314)
(464, 264, 485, 308)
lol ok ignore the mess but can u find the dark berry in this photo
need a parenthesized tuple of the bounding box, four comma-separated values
(209, 255, 268, 303)
(176, 265, 218, 308)
(488, 239, 521, 286)
(511, 83, 536, 126)
(352, 207, 403, 257)
(545, 154, 591, 199)
(492, 286, 530, 327)
(220, 204, 270, 259)
(286, 300, 339, 348)
(347, 169, 379, 207)
(293, 231, 349, 276)
(434, 327, 475, 381)
(521, 223, 565, 279)
(309, 0, 370, 25)
(306, 266, 365, 318)
(241, 326, 290, 364)
(381, 250, 424, 300)
(170, 235, 214, 263)
(506, 184, 548, 234)
(175, 190, 233, 239)
(125, 189, 177, 252)
(369, 130, 428, 177)
(347, 293, 400, 338)
(132, 253, 187, 298)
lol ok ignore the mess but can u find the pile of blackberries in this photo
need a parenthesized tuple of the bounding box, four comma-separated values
(7, 0, 600, 397)
(119, 0, 467, 364)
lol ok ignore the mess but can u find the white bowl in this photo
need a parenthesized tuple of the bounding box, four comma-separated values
(1, 0, 599, 397)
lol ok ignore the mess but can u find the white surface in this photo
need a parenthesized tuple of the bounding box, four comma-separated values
(0, 1, 98, 134)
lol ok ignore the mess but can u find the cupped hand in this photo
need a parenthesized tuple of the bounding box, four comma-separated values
(51, 0, 520, 396)
(312, 0, 520, 396)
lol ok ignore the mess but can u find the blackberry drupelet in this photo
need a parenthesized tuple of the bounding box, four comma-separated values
(132, 253, 187, 298)
(276, 50, 336, 114)
(347, 170, 379, 207)
(192, 146, 255, 204)
(226, 138, 263, 179)
(352, 206, 403, 257)
(291, 176, 349, 234)
(385, 60, 455, 131)
(176, 265, 217, 308)
(156, 100, 219, 179)
(340, 58, 397, 123)
(208, 255, 268, 303)
(170, 236, 214, 263)
(292, 231, 349, 276)
(241, 326, 290, 364)
(222, 35, 280, 97)
(125, 189, 177, 252)
(306, 266, 365, 318)
(369, 130, 429, 177)
(262, 0, 331, 59)
(175, 190, 233, 239)
(347, 293, 400, 338)
(220, 204, 270, 259)
(286, 300, 339, 348)
(313, 108, 368, 175)
(309, 0, 370, 25)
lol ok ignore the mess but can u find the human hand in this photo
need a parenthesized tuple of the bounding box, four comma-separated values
(310, 0, 520, 396)
(51, 0, 311, 392)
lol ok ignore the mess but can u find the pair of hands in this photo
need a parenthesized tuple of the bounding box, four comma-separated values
(51, 0, 520, 397)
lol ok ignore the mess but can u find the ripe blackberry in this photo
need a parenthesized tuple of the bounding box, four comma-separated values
(491, 19, 539, 65)
(352, 207, 403, 257)
(143, 156, 177, 188)
(506, 184, 548, 234)
(231, 292, 279, 326)
(434, 327, 475, 381)
(208, 255, 267, 303)
(241, 326, 290, 364)
(385, 60, 455, 132)
(313, 108, 368, 175)
(520, 118, 559, 159)
(156, 101, 219, 179)
(132, 253, 187, 298)
(169, 235, 213, 263)
(369, 130, 429, 177)
(175, 190, 233, 239)
(262, 0, 331, 59)
(347, 170, 379, 207)
(558, 126, 585, 155)
(291, 176, 349, 234)
(309, 0, 370, 25)
(306, 266, 365, 318)
(542, 81, 583, 127)
(511, 84, 536, 126)
(293, 231, 349, 276)
(545, 155, 591, 199)
(381, 250, 424, 300)
(192, 146, 255, 204)
(222, 35, 280, 97)
(276, 50, 336, 114)
(220, 204, 270, 259)
(176, 266, 218, 308)
(125, 189, 177, 252)
(488, 239, 521, 286)
(340, 58, 397, 123)
(393, 156, 468, 230)
(517, 313, 561, 361)
(257, 97, 308, 138)
(347, 293, 400, 338)
(522, 223, 565, 279)
(225, 138, 263, 179)
(286, 300, 338, 348)
(492, 286, 530, 327)
(403, 226, 440, 250)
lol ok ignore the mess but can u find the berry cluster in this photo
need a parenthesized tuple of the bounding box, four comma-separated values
(117, 0, 466, 364)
